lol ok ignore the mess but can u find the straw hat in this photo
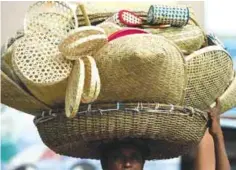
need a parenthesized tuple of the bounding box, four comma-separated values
(93, 34, 187, 105)
(211, 71, 236, 113)
(34, 102, 208, 160)
(184, 46, 234, 111)
(145, 24, 205, 55)
(1, 71, 51, 114)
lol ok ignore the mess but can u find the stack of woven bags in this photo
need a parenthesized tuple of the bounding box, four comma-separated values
(1, 1, 235, 160)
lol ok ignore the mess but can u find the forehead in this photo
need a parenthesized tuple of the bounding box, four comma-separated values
(112, 144, 141, 155)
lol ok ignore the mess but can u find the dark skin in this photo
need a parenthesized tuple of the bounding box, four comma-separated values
(105, 99, 230, 170)
(195, 98, 231, 170)
(107, 145, 144, 170)
(207, 98, 231, 170)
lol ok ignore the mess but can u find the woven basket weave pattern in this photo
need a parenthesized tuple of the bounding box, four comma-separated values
(35, 103, 207, 159)
(25, 1, 75, 35)
(94, 34, 187, 104)
(146, 25, 205, 55)
(184, 46, 234, 110)
(1, 71, 51, 114)
(213, 72, 236, 113)
(12, 30, 72, 107)
(13, 31, 72, 84)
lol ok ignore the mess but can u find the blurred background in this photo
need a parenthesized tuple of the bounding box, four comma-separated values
(1, 1, 236, 170)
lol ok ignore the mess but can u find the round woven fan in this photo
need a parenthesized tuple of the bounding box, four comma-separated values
(59, 26, 108, 59)
(184, 46, 234, 111)
(12, 30, 73, 108)
(108, 28, 149, 42)
(24, 1, 75, 35)
(65, 59, 85, 118)
(81, 56, 101, 104)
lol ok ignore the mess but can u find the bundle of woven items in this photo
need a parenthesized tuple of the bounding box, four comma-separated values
(1, 1, 235, 160)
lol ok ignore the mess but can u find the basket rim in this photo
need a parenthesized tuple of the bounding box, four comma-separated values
(35, 102, 208, 160)
(34, 102, 208, 125)
(185, 45, 233, 62)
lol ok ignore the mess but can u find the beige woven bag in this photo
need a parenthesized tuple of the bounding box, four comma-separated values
(1, 71, 51, 114)
(184, 46, 234, 111)
(94, 34, 187, 104)
(146, 25, 205, 55)
(12, 30, 73, 108)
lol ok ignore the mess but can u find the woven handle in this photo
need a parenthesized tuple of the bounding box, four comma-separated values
(78, 3, 91, 26)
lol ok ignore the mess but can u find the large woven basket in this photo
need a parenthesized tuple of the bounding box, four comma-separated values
(34, 103, 208, 160)
(184, 46, 234, 111)
(93, 34, 187, 105)
(1, 71, 51, 114)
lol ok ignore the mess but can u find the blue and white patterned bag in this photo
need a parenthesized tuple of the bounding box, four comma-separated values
(147, 5, 189, 27)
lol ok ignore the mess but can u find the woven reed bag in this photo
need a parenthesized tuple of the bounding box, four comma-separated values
(93, 34, 187, 105)
(146, 25, 205, 55)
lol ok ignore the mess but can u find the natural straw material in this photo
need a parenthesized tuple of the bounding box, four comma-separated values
(211, 72, 236, 113)
(93, 34, 187, 104)
(59, 26, 107, 58)
(24, 1, 75, 35)
(12, 30, 73, 108)
(81, 56, 101, 103)
(65, 59, 85, 118)
(146, 25, 205, 55)
(35, 103, 208, 160)
(1, 30, 25, 84)
(1, 71, 51, 114)
(97, 22, 122, 36)
(1, 45, 23, 85)
(184, 46, 234, 111)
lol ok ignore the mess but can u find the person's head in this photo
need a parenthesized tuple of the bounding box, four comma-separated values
(100, 139, 149, 170)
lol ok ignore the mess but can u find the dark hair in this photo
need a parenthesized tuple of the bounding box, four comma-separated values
(99, 139, 150, 170)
